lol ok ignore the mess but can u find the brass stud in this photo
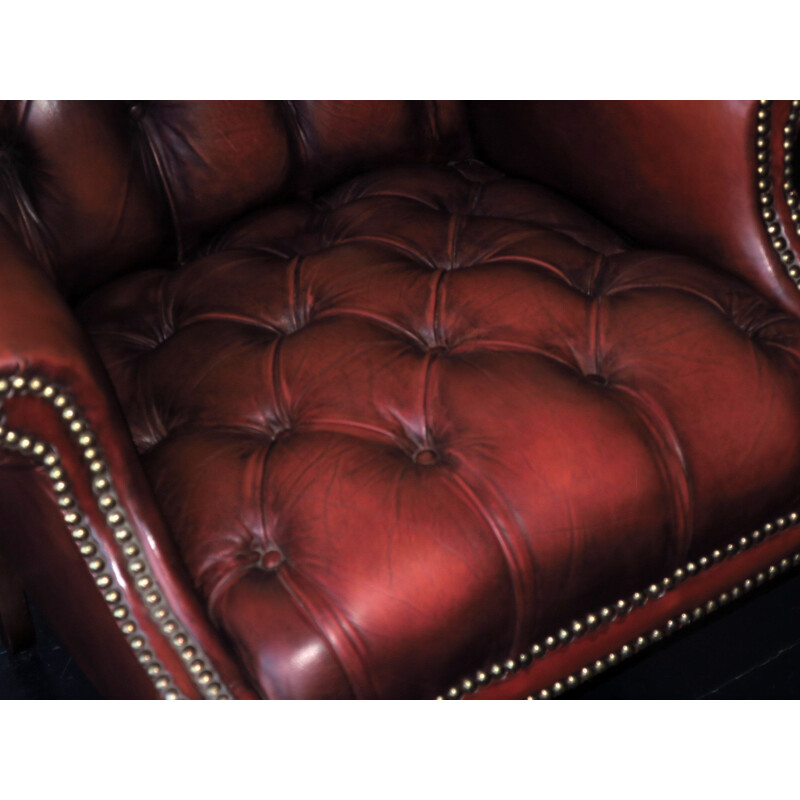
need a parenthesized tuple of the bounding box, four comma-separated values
(504, 658, 517, 673)
(461, 679, 473, 693)
(538, 689, 550, 700)
(63, 512, 80, 525)
(164, 689, 179, 700)
(114, 528, 132, 542)
(190, 660, 204, 674)
(619, 645, 633, 659)
(130, 636, 145, 650)
(531, 643, 544, 658)
(182, 647, 196, 661)
(155, 677, 169, 690)
(113, 607, 127, 619)
(96, 575, 111, 588)
(198, 671, 213, 685)
(558, 628, 571, 643)
(580, 666, 592, 680)
(79, 543, 96, 556)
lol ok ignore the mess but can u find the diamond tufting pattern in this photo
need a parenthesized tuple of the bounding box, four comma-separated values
(76, 161, 800, 699)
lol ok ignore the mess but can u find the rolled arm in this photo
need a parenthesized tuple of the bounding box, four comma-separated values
(470, 100, 800, 316)
(0, 219, 257, 698)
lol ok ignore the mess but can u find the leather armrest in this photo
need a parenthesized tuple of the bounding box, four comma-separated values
(0, 219, 256, 698)
(470, 100, 800, 316)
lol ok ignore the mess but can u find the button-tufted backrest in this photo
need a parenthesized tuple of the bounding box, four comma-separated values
(0, 101, 470, 297)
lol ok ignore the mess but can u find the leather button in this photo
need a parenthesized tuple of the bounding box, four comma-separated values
(272, 427, 291, 443)
(261, 550, 284, 570)
(414, 448, 438, 465)
(429, 345, 448, 356)
(129, 103, 145, 121)
(585, 373, 608, 386)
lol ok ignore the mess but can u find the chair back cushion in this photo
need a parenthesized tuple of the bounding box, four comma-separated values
(0, 101, 469, 295)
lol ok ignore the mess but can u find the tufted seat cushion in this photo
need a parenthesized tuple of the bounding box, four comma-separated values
(76, 161, 800, 699)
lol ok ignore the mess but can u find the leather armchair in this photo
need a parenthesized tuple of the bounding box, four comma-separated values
(0, 100, 797, 699)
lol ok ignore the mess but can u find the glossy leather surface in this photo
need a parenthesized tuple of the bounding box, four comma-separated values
(0, 101, 468, 296)
(2, 100, 800, 699)
(470, 101, 800, 317)
(77, 160, 800, 698)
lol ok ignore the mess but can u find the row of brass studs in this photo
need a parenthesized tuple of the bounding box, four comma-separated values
(757, 101, 800, 285)
(0, 373, 231, 700)
(439, 510, 798, 699)
(784, 101, 799, 242)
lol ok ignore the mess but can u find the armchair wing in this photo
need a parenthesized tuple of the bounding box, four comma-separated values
(470, 100, 800, 316)
(0, 220, 256, 698)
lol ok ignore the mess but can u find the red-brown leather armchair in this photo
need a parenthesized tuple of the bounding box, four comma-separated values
(0, 100, 798, 699)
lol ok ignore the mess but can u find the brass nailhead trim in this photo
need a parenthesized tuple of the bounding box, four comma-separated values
(0, 373, 232, 700)
(439, 510, 800, 699)
(756, 101, 800, 285)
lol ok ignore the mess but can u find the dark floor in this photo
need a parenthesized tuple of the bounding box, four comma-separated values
(4, 569, 800, 699)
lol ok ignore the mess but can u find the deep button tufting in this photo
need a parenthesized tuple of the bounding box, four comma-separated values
(77, 160, 800, 701)
(261, 549, 284, 570)
(414, 448, 439, 465)
(272, 427, 292, 443)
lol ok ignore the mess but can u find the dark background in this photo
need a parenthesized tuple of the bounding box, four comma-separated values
(4, 567, 800, 699)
